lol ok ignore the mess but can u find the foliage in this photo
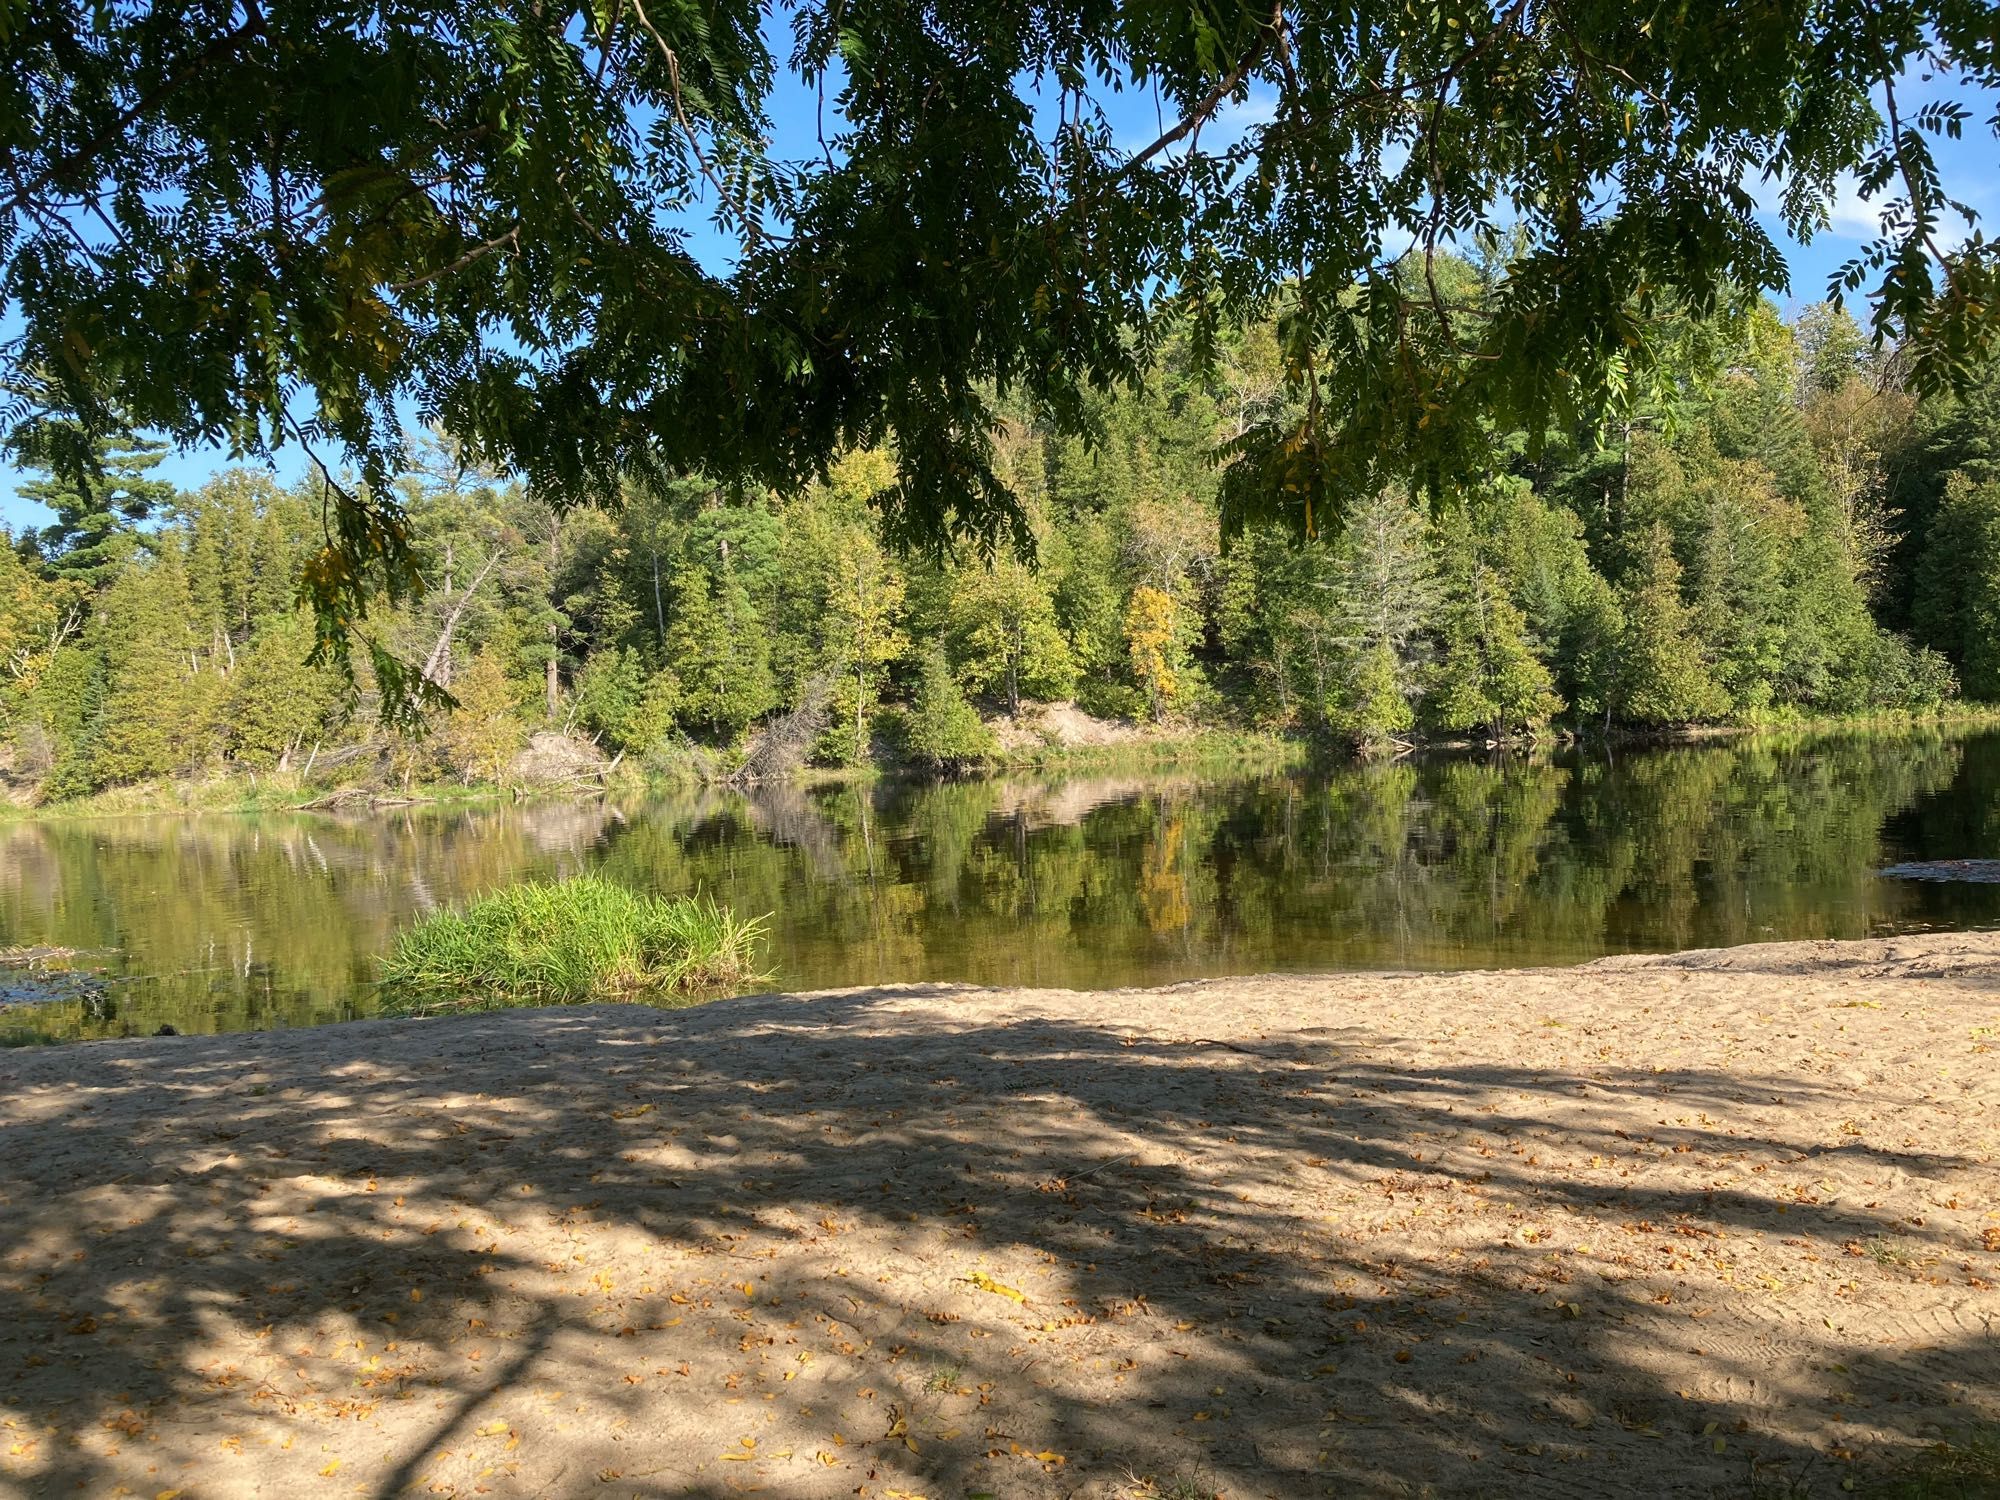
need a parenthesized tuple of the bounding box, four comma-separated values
(1422, 546, 1563, 740)
(227, 610, 345, 769)
(1123, 585, 1187, 723)
(904, 648, 993, 771)
(15, 434, 175, 586)
(1914, 473, 2000, 700)
(437, 650, 525, 784)
(4, 296, 2000, 803)
(667, 566, 778, 740)
(378, 877, 769, 1012)
(5, 0, 1994, 702)
(947, 551, 1077, 715)
(574, 646, 681, 755)
(1618, 526, 1730, 725)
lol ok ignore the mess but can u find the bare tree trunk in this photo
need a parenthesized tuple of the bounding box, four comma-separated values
(547, 518, 563, 719)
(422, 551, 501, 688)
(651, 550, 667, 650)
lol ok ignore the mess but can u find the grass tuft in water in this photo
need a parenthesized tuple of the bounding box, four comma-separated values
(379, 877, 770, 1015)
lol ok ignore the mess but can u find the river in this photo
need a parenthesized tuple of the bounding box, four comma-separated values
(6, 726, 2000, 1042)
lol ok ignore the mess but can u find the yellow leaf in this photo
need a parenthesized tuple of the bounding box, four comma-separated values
(1034, 1450, 1066, 1464)
(967, 1271, 1026, 1304)
(478, 1421, 508, 1436)
(319, 1460, 341, 1477)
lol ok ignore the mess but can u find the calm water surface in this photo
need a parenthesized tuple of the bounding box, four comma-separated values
(7, 728, 2000, 1042)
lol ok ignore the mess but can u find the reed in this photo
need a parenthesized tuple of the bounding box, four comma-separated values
(379, 877, 769, 1015)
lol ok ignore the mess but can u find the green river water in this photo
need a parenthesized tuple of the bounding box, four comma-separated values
(6, 727, 2000, 1043)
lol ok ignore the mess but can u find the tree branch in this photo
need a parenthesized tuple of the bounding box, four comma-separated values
(1, 12, 267, 220)
(388, 224, 521, 293)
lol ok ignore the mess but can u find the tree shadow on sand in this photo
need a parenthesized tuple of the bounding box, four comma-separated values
(0, 985, 1992, 1498)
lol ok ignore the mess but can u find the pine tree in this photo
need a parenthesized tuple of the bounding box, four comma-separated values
(1684, 460, 1793, 712)
(905, 647, 992, 769)
(820, 525, 907, 762)
(1618, 525, 1731, 723)
(1913, 473, 2000, 699)
(1342, 639, 1415, 744)
(667, 566, 778, 739)
(17, 433, 177, 586)
(228, 610, 344, 768)
(90, 546, 213, 783)
(573, 646, 684, 754)
(1424, 513, 1561, 738)
(20, 644, 103, 798)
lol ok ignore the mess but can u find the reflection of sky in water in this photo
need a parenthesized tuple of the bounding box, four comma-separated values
(6, 727, 2000, 1042)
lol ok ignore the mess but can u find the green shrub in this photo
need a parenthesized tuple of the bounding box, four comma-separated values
(379, 876, 769, 1014)
(903, 647, 992, 770)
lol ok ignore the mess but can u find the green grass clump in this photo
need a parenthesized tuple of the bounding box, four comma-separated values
(379, 877, 769, 1015)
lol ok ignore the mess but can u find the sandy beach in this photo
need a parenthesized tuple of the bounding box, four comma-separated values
(1, 933, 1995, 1498)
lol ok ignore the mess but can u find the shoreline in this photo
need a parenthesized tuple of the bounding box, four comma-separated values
(5, 705, 1998, 823)
(2, 933, 1996, 1497)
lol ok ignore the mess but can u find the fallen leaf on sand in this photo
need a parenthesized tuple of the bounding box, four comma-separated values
(966, 1270, 1025, 1303)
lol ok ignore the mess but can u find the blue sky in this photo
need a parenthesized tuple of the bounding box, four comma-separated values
(4, 55, 1993, 535)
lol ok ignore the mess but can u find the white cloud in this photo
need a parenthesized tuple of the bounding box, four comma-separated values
(1825, 176, 1890, 238)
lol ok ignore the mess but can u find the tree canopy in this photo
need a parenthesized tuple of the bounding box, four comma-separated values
(3, 0, 1997, 705)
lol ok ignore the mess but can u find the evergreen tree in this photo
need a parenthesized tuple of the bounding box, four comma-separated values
(89, 547, 211, 783)
(1423, 512, 1561, 738)
(1343, 639, 1415, 745)
(1618, 525, 1730, 724)
(1684, 460, 1794, 712)
(905, 648, 991, 770)
(574, 646, 683, 754)
(19, 644, 103, 799)
(1913, 473, 2000, 700)
(18, 433, 177, 586)
(667, 566, 778, 740)
(228, 610, 345, 769)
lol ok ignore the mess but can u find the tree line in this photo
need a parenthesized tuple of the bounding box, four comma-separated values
(2, 299, 1998, 803)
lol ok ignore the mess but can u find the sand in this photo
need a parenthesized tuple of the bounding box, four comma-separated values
(0, 933, 1995, 1499)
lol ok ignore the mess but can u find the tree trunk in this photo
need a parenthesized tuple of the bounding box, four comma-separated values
(421, 551, 501, 689)
(546, 627, 560, 720)
(546, 517, 562, 719)
(651, 549, 667, 650)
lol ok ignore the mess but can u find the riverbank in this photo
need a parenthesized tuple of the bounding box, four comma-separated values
(1, 934, 1994, 1498)
(10, 703, 2000, 821)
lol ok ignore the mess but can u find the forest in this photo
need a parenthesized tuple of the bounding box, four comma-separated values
(2, 295, 1998, 806)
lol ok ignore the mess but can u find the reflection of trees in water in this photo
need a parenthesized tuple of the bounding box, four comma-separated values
(1, 728, 1993, 1040)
